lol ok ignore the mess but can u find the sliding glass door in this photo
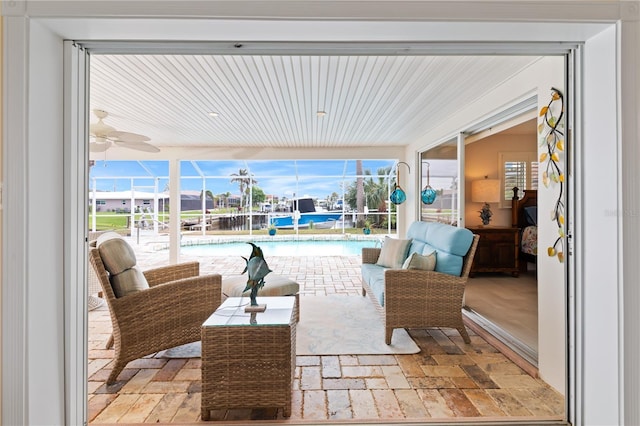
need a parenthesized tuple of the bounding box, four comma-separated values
(419, 140, 460, 226)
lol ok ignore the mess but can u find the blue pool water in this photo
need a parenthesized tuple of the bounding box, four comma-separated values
(180, 239, 379, 257)
(269, 212, 344, 228)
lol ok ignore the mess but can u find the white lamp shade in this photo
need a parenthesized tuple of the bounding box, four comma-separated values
(471, 179, 501, 203)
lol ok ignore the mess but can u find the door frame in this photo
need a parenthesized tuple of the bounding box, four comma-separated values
(2, 8, 631, 425)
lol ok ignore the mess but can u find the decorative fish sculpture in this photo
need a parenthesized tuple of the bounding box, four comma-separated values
(241, 242, 265, 274)
(241, 242, 272, 305)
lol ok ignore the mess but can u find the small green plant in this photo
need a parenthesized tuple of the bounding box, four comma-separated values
(363, 220, 372, 234)
(268, 222, 277, 235)
(308, 220, 315, 229)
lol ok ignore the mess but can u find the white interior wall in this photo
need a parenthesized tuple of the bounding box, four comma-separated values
(532, 59, 566, 395)
(3, 15, 29, 424)
(620, 15, 640, 426)
(27, 19, 66, 425)
(0, 9, 4, 416)
(581, 25, 621, 425)
(2, 1, 637, 424)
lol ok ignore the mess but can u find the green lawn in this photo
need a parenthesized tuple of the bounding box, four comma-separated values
(89, 210, 395, 235)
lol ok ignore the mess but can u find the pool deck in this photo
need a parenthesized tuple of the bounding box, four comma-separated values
(126, 231, 366, 296)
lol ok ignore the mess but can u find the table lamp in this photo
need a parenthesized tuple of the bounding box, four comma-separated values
(471, 177, 501, 226)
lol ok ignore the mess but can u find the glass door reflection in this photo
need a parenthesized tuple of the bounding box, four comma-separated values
(420, 141, 459, 226)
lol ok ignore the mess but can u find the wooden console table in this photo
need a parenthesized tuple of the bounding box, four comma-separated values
(467, 226, 520, 277)
(201, 296, 296, 420)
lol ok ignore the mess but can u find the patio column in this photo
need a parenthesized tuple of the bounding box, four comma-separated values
(457, 132, 465, 228)
(130, 179, 135, 237)
(153, 177, 159, 235)
(169, 159, 181, 264)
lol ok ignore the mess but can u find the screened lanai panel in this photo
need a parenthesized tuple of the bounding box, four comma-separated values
(89, 160, 169, 192)
(180, 159, 396, 201)
(89, 159, 397, 204)
(181, 159, 396, 177)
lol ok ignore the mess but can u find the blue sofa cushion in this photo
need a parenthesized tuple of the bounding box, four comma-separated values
(361, 264, 386, 306)
(406, 222, 474, 276)
(361, 222, 475, 307)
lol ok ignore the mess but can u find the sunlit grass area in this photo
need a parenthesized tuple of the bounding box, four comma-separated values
(89, 210, 394, 235)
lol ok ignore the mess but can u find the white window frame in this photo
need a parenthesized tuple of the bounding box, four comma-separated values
(498, 151, 538, 208)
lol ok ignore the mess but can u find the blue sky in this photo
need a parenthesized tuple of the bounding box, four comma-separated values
(89, 159, 399, 200)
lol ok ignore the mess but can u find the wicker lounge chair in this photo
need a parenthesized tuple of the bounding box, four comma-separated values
(88, 231, 110, 310)
(361, 222, 479, 345)
(89, 237, 222, 384)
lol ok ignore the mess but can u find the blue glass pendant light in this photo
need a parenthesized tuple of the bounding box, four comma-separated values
(390, 185, 407, 205)
(421, 187, 437, 204)
(390, 161, 410, 205)
(421, 162, 437, 205)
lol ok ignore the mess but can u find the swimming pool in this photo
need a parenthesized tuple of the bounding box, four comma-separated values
(179, 239, 380, 257)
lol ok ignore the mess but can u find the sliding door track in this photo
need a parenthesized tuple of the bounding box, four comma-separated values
(463, 307, 538, 371)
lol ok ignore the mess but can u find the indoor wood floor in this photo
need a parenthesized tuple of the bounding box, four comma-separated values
(465, 271, 538, 351)
(88, 240, 563, 424)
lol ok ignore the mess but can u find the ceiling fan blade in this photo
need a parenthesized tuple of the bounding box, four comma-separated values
(114, 140, 160, 153)
(107, 130, 151, 143)
(89, 141, 111, 152)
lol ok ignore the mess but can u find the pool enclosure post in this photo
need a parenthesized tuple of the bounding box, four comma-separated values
(129, 178, 135, 237)
(153, 178, 159, 235)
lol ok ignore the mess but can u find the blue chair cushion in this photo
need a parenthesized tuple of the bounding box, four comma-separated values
(361, 264, 386, 306)
(406, 222, 474, 276)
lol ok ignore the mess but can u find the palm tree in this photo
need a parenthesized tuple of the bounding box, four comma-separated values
(230, 168, 257, 211)
(329, 192, 337, 208)
(199, 189, 215, 211)
(372, 166, 391, 213)
(362, 166, 391, 226)
(224, 191, 231, 209)
(218, 191, 231, 210)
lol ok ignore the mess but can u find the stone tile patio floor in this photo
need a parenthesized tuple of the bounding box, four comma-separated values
(88, 236, 565, 424)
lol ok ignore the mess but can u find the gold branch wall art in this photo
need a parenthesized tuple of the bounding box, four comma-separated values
(539, 88, 565, 262)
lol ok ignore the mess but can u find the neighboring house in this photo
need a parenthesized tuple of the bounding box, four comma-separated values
(88, 190, 230, 212)
(88, 190, 167, 212)
(179, 190, 215, 211)
(223, 194, 241, 208)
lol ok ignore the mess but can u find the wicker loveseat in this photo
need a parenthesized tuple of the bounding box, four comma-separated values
(361, 221, 479, 345)
(89, 232, 222, 384)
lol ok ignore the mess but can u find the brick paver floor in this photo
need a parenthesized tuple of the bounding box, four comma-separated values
(88, 235, 565, 424)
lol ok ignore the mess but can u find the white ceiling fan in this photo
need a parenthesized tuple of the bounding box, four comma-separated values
(89, 109, 160, 153)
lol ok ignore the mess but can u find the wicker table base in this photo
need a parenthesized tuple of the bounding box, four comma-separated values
(201, 296, 296, 420)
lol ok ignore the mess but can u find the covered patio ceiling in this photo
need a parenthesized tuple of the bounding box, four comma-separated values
(88, 53, 542, 159)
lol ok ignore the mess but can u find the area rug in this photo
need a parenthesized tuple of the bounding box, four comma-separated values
(156, 341, 201, 358)
(296, 294, 420, 355)
(156, 294, 421, 358)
